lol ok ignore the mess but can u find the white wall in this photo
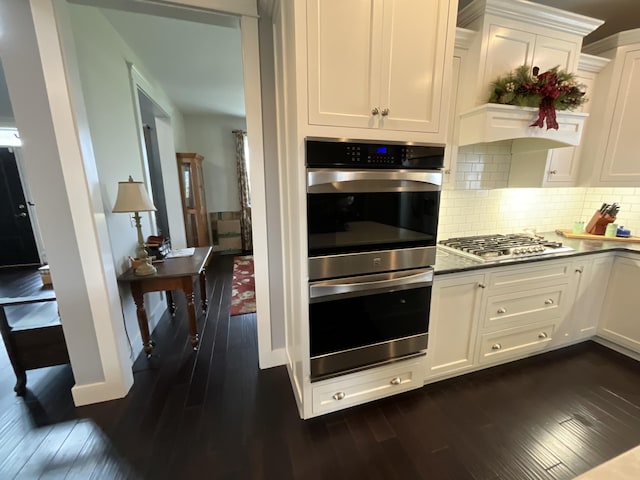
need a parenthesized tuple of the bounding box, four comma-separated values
(68, 4, 187, 356)
(183, 113, 246, 213)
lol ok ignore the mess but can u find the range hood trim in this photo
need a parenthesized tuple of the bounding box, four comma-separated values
(458, 104, 588, 149)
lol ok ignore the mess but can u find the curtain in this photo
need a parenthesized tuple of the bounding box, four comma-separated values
(234, 130, 252, 252)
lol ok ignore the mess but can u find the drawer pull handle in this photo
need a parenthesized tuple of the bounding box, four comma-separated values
(491, 343, 502, 350)
(333, 392, 346, 401)
(538, 332, 548, 339)
(544, 299, 554, 305)
(390, 376, 402, 386)
(478, 283, 486, 288)
(497, 307, 507, 314)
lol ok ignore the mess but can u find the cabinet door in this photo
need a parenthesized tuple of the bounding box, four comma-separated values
(599, 47, 640, 184)
(378, 0, 449, 133)
(569, 256, 612, 341)
(598, 256, 640, 351)
(543, 69, 597, 187)
(426, 273, 484, 380)
(307, 0, 383, 128)
(531, 34, 577, 73)
(480, 25, 536, 102)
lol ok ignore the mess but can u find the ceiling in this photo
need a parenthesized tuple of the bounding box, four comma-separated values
(2, 1, 639, 122)
(458, 0, 640, 45)
(101, 7, 245, 117)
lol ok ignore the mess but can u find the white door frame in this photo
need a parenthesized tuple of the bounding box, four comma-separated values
(72, 0, 280, 368)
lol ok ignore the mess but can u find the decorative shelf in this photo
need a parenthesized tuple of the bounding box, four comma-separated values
(458, 104, 589, 150)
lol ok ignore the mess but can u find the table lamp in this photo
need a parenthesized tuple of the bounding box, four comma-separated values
(112, 176, 158, 276)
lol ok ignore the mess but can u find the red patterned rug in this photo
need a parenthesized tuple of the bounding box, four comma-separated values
(230, 255, 256, 316)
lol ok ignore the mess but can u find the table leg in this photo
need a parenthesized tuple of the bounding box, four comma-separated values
(182, 278, 199, 350)
(131, 283, 153, 356)
(166, 290, 176, 317)
(199, 270, 208, 312)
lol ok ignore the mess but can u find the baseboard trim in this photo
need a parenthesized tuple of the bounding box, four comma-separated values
(259, 347, 286, 369)
(593, 336, 640, 362)
(71, 379, 131, 406)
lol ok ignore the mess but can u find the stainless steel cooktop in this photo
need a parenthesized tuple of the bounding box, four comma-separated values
(438, 234, 574, 262)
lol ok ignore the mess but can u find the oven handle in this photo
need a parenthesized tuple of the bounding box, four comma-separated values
(307, 169, 442, 193)
(309, 268, 433, 301)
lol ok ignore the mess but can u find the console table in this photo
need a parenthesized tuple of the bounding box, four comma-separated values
(118, 246, 213, 356)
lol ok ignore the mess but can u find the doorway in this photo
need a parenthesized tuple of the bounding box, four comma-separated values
(138, 89, 171, 240)
(0, 148, 40, 267)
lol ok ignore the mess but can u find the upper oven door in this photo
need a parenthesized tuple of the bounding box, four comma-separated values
(306, 169, 442, 258)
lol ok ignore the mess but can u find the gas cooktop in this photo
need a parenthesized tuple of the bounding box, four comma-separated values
(438, 234, 574, 262)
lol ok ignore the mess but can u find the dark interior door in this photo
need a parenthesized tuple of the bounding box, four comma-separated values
(0, 148, 39, 266)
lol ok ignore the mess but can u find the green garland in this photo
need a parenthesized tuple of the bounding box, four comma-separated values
(488, 65, 587, 111)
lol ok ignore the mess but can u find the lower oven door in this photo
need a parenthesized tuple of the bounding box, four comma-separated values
(309, 268, 432, 381)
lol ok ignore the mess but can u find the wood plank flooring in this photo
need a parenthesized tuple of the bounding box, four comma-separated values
(1, 256, 640, 479)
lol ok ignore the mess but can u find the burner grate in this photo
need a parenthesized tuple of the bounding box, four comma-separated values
(438, 234, 573, 262)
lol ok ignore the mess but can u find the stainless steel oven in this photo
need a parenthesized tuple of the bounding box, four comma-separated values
(309, 267, 433, 380)
(305, 138, 443, 380)
(306, 138, 444, 280)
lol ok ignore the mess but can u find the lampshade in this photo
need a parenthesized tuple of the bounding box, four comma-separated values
(112, 176, 157, 213)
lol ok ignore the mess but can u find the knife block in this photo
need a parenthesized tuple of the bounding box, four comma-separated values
(585, 211, 616, 235)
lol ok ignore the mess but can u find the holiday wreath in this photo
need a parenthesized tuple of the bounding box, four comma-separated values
(488, 65, 587, 130)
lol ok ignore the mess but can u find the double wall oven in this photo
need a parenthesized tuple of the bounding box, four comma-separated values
(306, 138, 444, 380)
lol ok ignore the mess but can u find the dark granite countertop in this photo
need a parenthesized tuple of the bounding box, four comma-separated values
(434, 231, 640, 275)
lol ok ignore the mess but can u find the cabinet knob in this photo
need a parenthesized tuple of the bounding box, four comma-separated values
(491, 343, 502, 350)
(538, 332, 548, 339)
(544, 298, 554, 305)
(549, 170, 558, 175)
(332, 392, 346, 401)
(478, 283, 486, 288)
(497, 307, 507, 314)
(575, 267, 584, 274)
(371, 107, 380, 116)
(444, 169, 451, 175)
(390, 376, 402, 386)
(381, 108, 389, 117)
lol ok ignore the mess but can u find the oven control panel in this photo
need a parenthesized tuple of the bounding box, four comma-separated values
(306, 138, 444, 169)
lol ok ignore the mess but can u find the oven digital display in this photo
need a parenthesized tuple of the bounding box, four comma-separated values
(376, 147, 387, 154)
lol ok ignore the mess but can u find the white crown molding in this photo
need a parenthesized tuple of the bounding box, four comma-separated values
(582, 28, 640, 55)
(455, 27, 476, 50)
(578, 53, 611, 74)
(458, 0, 604, 38)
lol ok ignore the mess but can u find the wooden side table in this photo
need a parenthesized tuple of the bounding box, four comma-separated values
(118, 246, 213, 356)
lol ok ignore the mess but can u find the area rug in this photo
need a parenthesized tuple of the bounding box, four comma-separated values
(230, 255, 256, 316)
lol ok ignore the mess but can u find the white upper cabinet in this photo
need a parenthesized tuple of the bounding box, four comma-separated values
(306, 0, 456, 139)
(455, 0, 602, 148)
(456, 0, 601, 110)
(580, 30, 640, 186)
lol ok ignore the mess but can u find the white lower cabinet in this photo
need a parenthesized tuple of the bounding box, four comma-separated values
(598, 255, 640, 352)
(311, 357, 424, 416)
(426, 272, 485, 380)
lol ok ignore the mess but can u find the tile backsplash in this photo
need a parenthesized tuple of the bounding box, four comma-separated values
(438, 142, 640, 240)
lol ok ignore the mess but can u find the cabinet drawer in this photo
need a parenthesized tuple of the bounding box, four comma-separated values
(484, 283, 568, 330)
(311, 358, 423, 415)
(488, 262, 570, 290)
(478, 321, 556, 365)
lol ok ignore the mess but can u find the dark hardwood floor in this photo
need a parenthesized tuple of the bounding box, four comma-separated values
(1, 256, 640, 479)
